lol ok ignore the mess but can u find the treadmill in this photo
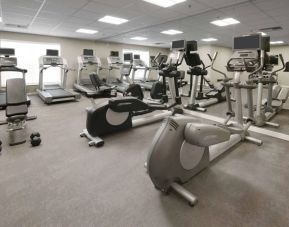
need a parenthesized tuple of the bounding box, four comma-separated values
(74, 49, 103, 97)
(0, 48, 31, 109)
(107, 52, 134, 93)
(106, 51, 123, 85)
(37, 49, 81, 104)
(131, 54, 148, 86)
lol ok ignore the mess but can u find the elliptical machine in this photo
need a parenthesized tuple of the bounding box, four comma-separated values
(107, 52, 144, 99)
(184, 41, 226, 112)
(149, 54, 169, 102)
(250, 52, 289, 127)
(80, 40, 185, 147)
(147, 35, 263, 206)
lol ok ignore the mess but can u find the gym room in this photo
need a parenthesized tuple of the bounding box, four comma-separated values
(0, 0, 289, 226)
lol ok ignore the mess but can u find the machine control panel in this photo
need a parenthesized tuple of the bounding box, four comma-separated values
(107, 56, 122, 65)
(42, 56, 64, 66)
(0, 57, 17, 67)
(82, 56, 99, 64)
(133, 59, 146, 67)
(227, 50, 259, 72)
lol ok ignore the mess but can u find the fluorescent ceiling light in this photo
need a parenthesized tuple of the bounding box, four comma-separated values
(76, 28, 98, 34)
(201, 38, 218, 42)
(130, 37, 148, 41)
(161, 29, 183, 35)
(98, 16, 128, 25)
(143, 0, 186, 8)
(270, 41, 284, 45)
(0, 17, 2, 23)
(211, 18, 240, 27)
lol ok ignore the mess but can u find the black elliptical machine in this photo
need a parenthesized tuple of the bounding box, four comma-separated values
(80, 40, 186, 147)
(150, 53, 187, 104)
(150, 54, 169, 102)
(184, 41, 226, 112)
(194, 54, 225, 101)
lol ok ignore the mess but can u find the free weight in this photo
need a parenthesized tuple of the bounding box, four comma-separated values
(30, 132, 41, 147)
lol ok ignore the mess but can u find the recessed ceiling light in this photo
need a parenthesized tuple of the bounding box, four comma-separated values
(211, 18, 240, 27)
(161, 29, 183, 35)
(76, 28, 98, 34)
(143, 0, 186, 8)
(259, 32, 267, 36)
(98, 16, 128, 25)
(270, 41, 284, 45)
(201, 38, 218, 42)
(130, 37, 148, 41)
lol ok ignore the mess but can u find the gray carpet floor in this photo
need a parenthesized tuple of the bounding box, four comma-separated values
(0, 93, 289, 227)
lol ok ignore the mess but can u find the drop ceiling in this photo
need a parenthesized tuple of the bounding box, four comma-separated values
(0, 0, 288, 48)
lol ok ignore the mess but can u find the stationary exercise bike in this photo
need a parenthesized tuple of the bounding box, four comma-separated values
(147, 35, 263, 206)
(80, 40, 185, 147)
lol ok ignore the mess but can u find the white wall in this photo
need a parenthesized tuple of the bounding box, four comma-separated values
(0, 31, 169, 89)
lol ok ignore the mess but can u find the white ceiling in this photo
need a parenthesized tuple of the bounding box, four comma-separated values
(0, 0, 289, 48)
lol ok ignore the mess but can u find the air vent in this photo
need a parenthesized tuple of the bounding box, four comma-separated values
(154, 42, 165, 45)
(259, 26, 283, 32)
(169, 119, 179, 130)
(4, 23, 28, 29)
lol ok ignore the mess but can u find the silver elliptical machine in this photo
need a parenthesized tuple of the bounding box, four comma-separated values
(146, 35, 263, 206)
(252, 52, 289, 127)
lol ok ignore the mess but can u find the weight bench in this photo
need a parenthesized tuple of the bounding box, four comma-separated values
(6, 78, 29, 145)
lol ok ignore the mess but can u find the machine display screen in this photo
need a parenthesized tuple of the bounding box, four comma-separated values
(133, 54, 140, 60)
(46, 49, 59, 56)
(172, 40, 185, 50)
(186, 40, 197, 52)
(83, 49, 93, 56)
(234, 35, 261, 50)
(110, 51, 119, 57)
(0, 48, 15, 56)
(269, 55, 279, 65)
(124, 53, 133, 61)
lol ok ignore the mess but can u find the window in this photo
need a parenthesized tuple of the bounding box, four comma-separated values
(0, 40, 61, 86)
(123, 49, 150, 80)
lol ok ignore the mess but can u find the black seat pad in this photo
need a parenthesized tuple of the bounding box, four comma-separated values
(6, 104, 28, 117)
(5, 78, 28, 119)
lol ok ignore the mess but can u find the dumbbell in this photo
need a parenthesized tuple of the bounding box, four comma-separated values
(30, 132, 41, 147)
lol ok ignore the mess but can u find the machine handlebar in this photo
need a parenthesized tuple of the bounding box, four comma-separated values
(248, 54, 264, 78)
(211, 52, 228, 79)
(207, 53, 213, 62)
(271, 54, 285, 75)
(0, 66, 27, 74)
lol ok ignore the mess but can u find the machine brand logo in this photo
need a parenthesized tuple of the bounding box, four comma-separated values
(169, 119, 179, 130)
